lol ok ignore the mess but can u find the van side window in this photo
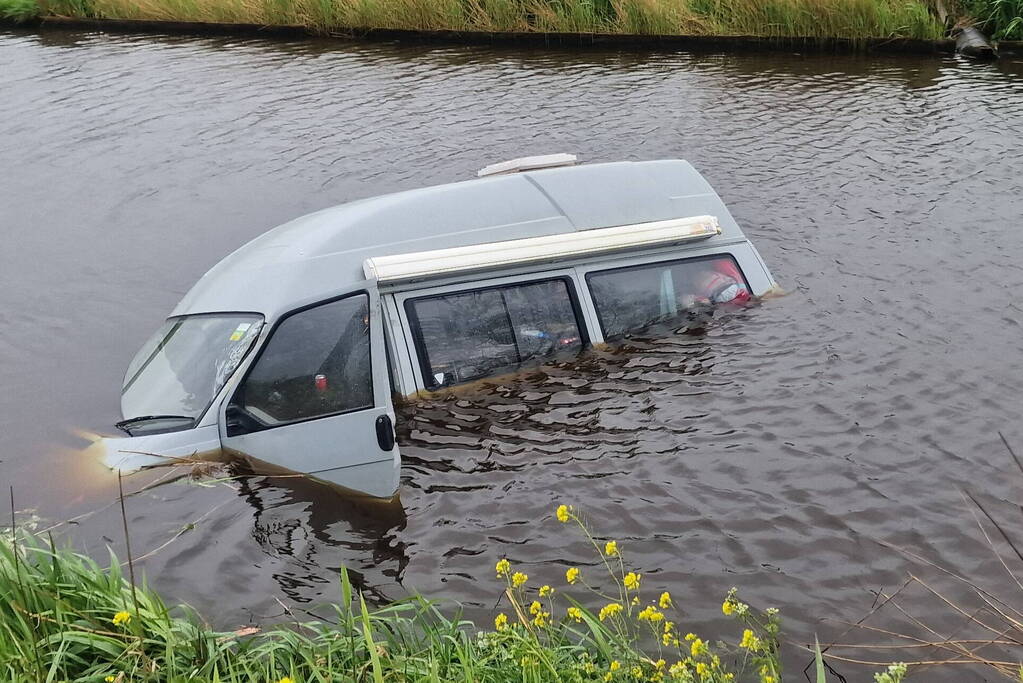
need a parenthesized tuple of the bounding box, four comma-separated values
(587, 255, 751, 338)
(406, 279, 584, 390)
(229, 294, 373, 429)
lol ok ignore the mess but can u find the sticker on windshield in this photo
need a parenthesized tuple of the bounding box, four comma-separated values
(229, 323, 252, 341)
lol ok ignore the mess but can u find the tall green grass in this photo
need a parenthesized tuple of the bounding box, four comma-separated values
(20, 0, 948, 38)
(689, 0, 944, 39)
(0, 0, 39, 21)
(961, 0, 1023, 38)
(1, 505, 784, 682)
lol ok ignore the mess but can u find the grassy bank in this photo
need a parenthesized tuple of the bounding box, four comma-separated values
(2, 505, 794, 682)
(2, 0, 952, 39)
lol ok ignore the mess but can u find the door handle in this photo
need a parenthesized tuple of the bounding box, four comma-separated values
(375, 414, 395, 451)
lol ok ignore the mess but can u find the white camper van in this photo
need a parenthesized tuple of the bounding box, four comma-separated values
(107, 157, 778, 498)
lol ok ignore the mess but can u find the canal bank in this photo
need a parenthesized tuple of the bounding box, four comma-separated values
(0, 15, 971, 53)
(0, 0, 978, 49)
(4, 6, 1022, 54)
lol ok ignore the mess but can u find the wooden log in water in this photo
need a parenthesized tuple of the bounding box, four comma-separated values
(955, 26, 998, 59)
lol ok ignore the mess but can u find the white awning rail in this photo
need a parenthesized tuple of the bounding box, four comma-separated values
(364, 215, 721, 285)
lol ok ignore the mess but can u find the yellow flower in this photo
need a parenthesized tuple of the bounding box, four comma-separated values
(566, 567, 580, 584)
(610, 660, 622, 671)
(556, 504, 571, 523)
(637, 606, 660, 622)
(623, 572, 641, 590)
(690, 638, 707, 657)
(659, 592, 672, 609)
(604, 675, 612, 682)
(277, 678, 294, 683)
(763, 678, 776, 683)
(654, 659, 666, 671)
(662, 632, 674, 646)
(104, 677, 116, 683)
(684, 632, 696, 641)
(740, 628, 761, 651)
(496, 558, 511, 578)
(663, 620, 674, 633)
(721, 600, 735, 616)
(111, 611, 131, 626)
(696, 662, 708, 676)
(631, 666, 643, 678)
(539, 584, 552, 598)
(494, 613, 508, 631)
(669, 661, 686, 677)
(599, 602, 623, 621)
(532, 611, 548, 627)
(604, 540, 619, 557)
(512, 572, 528, 588)
(530, 600, 542, 615)
(567, 606, 583, 622)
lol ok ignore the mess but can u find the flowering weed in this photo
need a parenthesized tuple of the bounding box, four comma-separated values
(2, 506, 787, 682)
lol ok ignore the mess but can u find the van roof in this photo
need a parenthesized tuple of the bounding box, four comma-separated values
(172, 159, 747, 320)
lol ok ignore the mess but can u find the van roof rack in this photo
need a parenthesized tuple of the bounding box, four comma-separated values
(477, 153, 578, 178)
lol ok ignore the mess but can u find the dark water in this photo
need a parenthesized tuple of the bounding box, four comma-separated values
(2, 27, 1023, 679)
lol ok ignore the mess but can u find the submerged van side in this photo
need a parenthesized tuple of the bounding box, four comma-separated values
(102, 159, 777, 499)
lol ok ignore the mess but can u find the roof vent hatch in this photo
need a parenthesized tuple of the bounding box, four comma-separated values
(477, 153, 578, 178)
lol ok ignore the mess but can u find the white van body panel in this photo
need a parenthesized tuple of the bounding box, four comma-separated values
(107, 159, 778, 499)
(101, 423, 222, 471)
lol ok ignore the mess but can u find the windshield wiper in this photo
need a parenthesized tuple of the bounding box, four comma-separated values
(116, 414, 196, 436)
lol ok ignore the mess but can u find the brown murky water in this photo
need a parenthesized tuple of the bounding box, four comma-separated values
(3, 27, 1023, 679)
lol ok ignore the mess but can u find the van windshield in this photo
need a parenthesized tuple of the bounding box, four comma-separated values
(121, 314, 263, 427)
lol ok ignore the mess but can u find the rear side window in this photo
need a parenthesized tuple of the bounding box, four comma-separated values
(587, 254, 751, 338)
(406, 279, 584, 390)
(230, 293, 373, 428)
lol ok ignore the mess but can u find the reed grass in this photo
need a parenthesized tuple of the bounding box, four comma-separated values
(30, 0, 948, 38)
(1, 502, 784, 682)
(817, 433, 1023, 681)
(0, 0, 39, 21)
(962, 0, 1023, 38)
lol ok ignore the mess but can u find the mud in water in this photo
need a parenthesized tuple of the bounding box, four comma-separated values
(2, 28, 1023, 679)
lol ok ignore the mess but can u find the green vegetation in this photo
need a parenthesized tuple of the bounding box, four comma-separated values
(7, 0, 1021, 43)
(2, 504, 787, 682)
(16, 0, 949, 38)
(962, 0, 1023, 38)
(5, 494, 1019, 681)
(0, 0, 39, 22)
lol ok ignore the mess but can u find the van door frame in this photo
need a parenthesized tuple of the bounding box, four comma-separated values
(215, 281, 401, 497)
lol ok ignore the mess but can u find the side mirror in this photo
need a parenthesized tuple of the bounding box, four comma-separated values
(225, 404, 263, 437)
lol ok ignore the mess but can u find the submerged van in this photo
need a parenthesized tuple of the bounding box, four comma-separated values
(106, 156, 778, 498)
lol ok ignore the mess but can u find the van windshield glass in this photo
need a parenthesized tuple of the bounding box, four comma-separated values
(121, 314, 263, 423)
